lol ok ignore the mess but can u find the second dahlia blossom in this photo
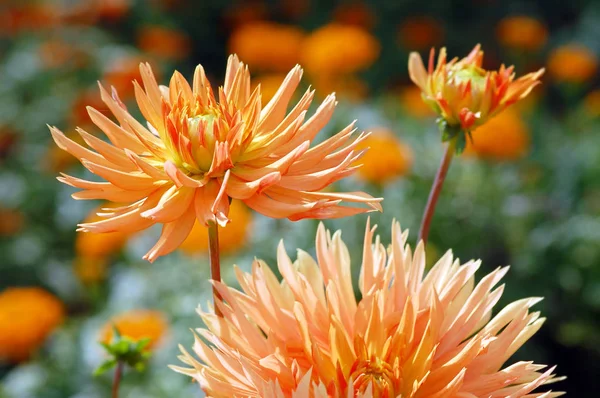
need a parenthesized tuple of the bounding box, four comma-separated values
(50, 55, 382, 262)
(409, 44, 544, 136)
(173, 221, 563, 397)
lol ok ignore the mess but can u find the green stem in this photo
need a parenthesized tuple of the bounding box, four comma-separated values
(112, 361, 124, 398)
(418, 138, 457, 244)
(208, 221, 223, 317)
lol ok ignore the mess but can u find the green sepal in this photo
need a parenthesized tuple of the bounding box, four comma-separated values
(94, 358, 118, 376)
(437, 118, 470, 155)
(96, 331, 152, 376)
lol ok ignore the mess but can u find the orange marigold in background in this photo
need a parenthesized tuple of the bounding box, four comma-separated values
(355, 127, 413, 183)
(180, 200, 251, 256)
(75, 203, 130, 259)
(137, 25, 191, 61)
(0, 287, 64, 363)
(101, 310, 167, 350)
(301, 23, 380, 76)
(398, 85, 436, 118)
(409, 44, 544, 132)
(49, 55, 382, 262)
(173, 221, 563, 397)
(464, 109, 530, 160)
(548, 44, 598, 84)
(333, 2, 376, 30)
(496, 16, 548, 51)
(398, 16, 444, 50)
(229, 22, 304, 72)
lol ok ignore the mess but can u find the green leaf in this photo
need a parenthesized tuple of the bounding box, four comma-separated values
(94, 359, 117, 376)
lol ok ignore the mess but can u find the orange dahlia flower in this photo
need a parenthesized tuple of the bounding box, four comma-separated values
(409, 45, 544, 136)
(173, 221, 563, 397)
(49, 55, 382, 262)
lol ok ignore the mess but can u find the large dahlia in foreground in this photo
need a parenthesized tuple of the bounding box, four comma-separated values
(49, 55, 382, 262)
(173, 221, 563, 397)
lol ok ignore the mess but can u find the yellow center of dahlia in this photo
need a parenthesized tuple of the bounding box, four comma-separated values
(350, 357, 398, 396)
(451, 64, 486, 89)
(187, 113, 221, 172)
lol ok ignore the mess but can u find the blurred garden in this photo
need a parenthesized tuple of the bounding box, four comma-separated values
(1, 0, 600, 396)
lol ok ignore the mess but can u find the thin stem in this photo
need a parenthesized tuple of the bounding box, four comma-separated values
(208, 221, 223, 317)
(418, 138, 457, 244)
(111, 361, 124, 398)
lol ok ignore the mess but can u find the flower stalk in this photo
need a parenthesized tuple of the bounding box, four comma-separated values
(207, 221, 223, 317)
(112, 361, 124, 398)
(418, 137, 457, 244)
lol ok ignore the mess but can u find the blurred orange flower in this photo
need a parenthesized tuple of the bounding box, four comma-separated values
(548, 45, 598, 84)
(95, 0, 131, 21)
(0, 208, 24, 237)
(409, 44, 544, 132)
(583, 89, 600, 117)
(101, 310, 168, 350)
(398, 17, 444, 50)
(464, 109, 530, 160)
(496, 16, 548, 51)
(174, 222, 562, 397)
(75, 203, 130, 259)
(74, 256, 109, 285)
(137, 25, 191, 61)
(39, 39, 89, 70)
(50, 55, 381, 262)
(333, 2, 376, 29)
(0, 287, 64, 363)
(301, 23, 380, 76)
(398, 85, 435, 118)
(0, 4, 59, 36)
(180, 200, 252, 256)
(229, 22, 305, 72)
(355, 128, 413, 183)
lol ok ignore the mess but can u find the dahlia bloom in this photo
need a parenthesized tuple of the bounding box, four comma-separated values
(173, 221, 563, 397)
(50, 55, 382, 262)
(409, 45, 544, 133)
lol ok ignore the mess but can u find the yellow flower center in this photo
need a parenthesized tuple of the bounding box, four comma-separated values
(451, 64, 486, 89)
(187, 113, 219, 172)
(350, 357, 398, 396)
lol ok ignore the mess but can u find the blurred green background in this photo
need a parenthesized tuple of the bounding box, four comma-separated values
(1, 0, 599, 396)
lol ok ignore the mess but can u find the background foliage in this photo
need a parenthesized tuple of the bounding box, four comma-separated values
(1, 0, 599, 397)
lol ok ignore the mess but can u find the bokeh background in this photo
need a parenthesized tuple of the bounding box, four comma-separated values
(1, 0, 599, 396)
